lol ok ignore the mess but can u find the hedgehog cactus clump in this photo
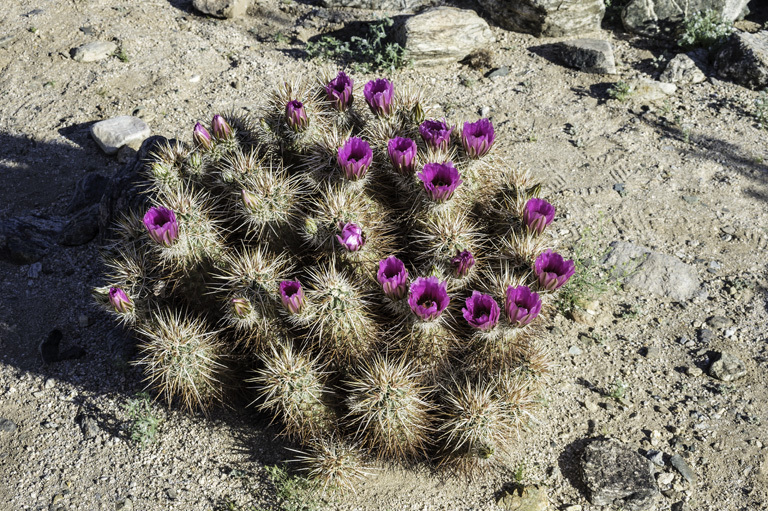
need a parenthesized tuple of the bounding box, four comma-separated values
(95, 70, 574, 486)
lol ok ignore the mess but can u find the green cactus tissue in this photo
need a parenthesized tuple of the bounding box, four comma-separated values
(95, 70, 574, 488)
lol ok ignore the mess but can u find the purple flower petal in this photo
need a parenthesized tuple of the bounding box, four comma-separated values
(462, 118, 495, 158)
(337, 137, 373, 181)
(193, 122, 213, 150)
(504, 285, 542, 327)
(523, 198, 556, 235)
(109, 287, 133, 314)
(377, 256, 409, 300)
(534, 250, 575, 291)
(387, 137, 417, 175)
(211, 114, 232, 140)
(363, 78, 394, 117)
(419, 119, 452, 151)
(285, 100, 309, 131)
(408, 276, 450, 321)
(325, 71, 354, 112)
(279, 280, 305, 314)
(143, 207, 179, 247)
(451, 250, 475, 278)
(462, 291, 500, 331)
(336, 222, 365, 252)
(417, 162, 463, 202)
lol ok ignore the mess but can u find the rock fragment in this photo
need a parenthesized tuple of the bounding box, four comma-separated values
(395, 7, 495, 67)
(91, 116, 151, 156)
(558, 38, 617, 74)
(708, 351, 747, 381)
(70, 41, 117, 62)
(715, 31, 768, 90)
(192, 0, 248, 18)
(477, 0, 605, 37)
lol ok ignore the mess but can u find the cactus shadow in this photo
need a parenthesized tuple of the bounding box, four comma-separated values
(557, 437, 593, 500)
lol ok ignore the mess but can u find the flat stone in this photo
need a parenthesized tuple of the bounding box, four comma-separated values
(0, 418, 18, 433)
(0, 34, 17, 49)
(70, 41, 117, 62)
(660, 53, 707, 84)
(477, 0, 605, 37)
(568, 345, 583, 356)
(394, 7, 495, 67)
(581, 438, 659, 511)
(91, 116, 151, 155)
(496, 484, 550, 511)
(321, 0, 437, 8)
(115, 499, 133, 511)
(559, 39, 617, 74)
(715, 31, 768, 90)
(602, 241, 700, 301)
(647, 450, 665, 467)
(669, 454, 696, 483)
(628, 78, 677, 102)
(708, 352, 747, 382)
(192, 0, 249, 18)
(622, 0, 750, 38)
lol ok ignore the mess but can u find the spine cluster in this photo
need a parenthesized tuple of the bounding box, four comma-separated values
(96, 70, 574, 488)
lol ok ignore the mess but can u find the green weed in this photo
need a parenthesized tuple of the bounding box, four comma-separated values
(305, 17, 409, 73)
(676, 9, 733, 50)
(608, 380, 627, 401)
(264, 464, 321, 511)
(124, 392, 162, 447)
(607, 81, 632, 102)
(116, 49, 129, 63)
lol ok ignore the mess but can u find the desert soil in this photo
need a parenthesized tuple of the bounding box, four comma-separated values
(0, 1, 767, 510)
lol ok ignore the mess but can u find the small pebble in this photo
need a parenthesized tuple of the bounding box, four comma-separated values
(685, 366, 703, 377)
(44, 378, 55, 389)
(647, 450, 665, 467)
(657, 472, 674, 485)
(670, 453, 696, 483)
(568, 345, 583, 356)
(189, 74, 201, 83)
(697, 328, 713, 343)
(0, 418, 18, 433)
(486, 66, 509, 79)
(166, 488, 177, 500)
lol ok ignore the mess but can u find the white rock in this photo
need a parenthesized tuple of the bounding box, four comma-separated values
(192, 0, 248, 19)
(395, 7, 495, 67)
(91, 116, 151, 156)
(70, 41, 117, 63)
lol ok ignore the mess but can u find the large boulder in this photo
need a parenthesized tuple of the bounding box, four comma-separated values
(395, 7, 495, 66)
(621, 0, 750, 38)
(476, 0, 605, 37)
(714, 31, 768, 90)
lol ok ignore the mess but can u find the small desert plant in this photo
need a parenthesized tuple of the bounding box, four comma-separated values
(607, 81, 632, 102)
(305, 18, 408, 73)
(96, 69, 575, 488)
(124, 392, 162, 446)
(754, 90, 768, 129)
(264, 464, 322, 511)
(608, 380, 627, 401)
(676, 9, 733, 50)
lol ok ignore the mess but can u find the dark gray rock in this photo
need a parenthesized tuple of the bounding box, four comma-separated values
(708, 351, 747, 381)
(647, 450, 665, 467)
(192, 0, 248, 18)
(77, 414, 99, 439)
(59, 205, 100, 246)
(477, 0, 605, 37)
(669, 453, 696, 483)
(660, 52, 707, 84)
(321, 0, 437, 8)
(0, 418, 17, 433)
(0, 216, 59, 264)
(91, 116, 151, 155)
(622, 0, 750, 38)
(67, 173, 109, 214)
(581, 438, 659, 510)
(559, 38, 617, 74)
(714, 31, 768, 90)
(395, 7, 495, 67)
(98, 136, 167, 243)
(697, 328, 713, 343)
(70, 41, 117, 62)
(706, 315, 732, 329)
(602, 241, 700, 301)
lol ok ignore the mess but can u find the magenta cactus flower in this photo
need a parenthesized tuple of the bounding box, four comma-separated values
(211, 114, 233, 140)
(231, 297, 251, 318)
(279, 280, 305, 314)
(336, 222, 365, 252)
(408, 276, 450, 321)
(143, 206, 179, 247)
(462, 118, 495, 158)
(337, 137, 373, 181)
(285, 100, 309, 131)
(504, 285, 542, 327)
(363, 78, 394, 116)
(462, 291, 500, 331)
(523, 198, 556, 235)
(377, 256, 409, 300)
(325, 71, 354, 112)
(193, 122, 213, 150)
(109, 287, 133, 314)
(450, 250, 475, 278)
(534, 250, 575, 291)
(419, 119, 453, 151)
(387, 137, 417, 175)
(418, 162, 463, 202)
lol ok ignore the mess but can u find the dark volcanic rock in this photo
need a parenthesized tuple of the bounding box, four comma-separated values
(581, 438, 659, 510)
(715, 31, 768, 90)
